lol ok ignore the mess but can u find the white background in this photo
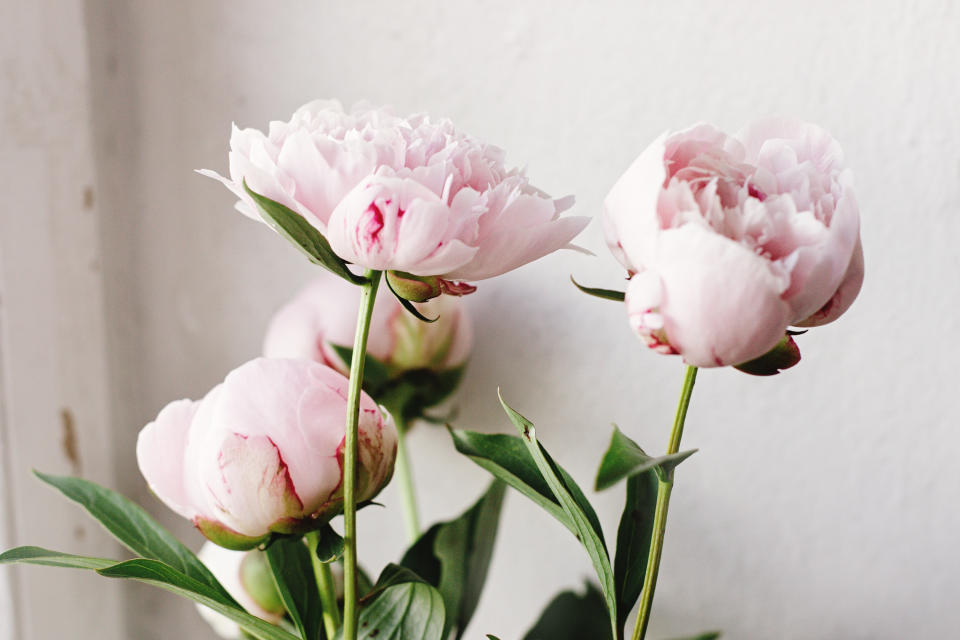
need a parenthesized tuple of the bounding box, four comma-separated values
(2, 1, 959, 639)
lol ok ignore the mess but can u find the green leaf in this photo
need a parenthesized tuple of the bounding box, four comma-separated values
(570, 276, 626, 302)
(384, 273, 438, 323)
(613, 470, 658, 630)
(666, 633, 722, 640)
(34, 471, 233, 603)
(523, 583, 612, 640)
(486, 636, 502, 640)
(314, 523, 345, 563)
(265, 537, 322, 640)
(1, 547, 298, 640)
(595, 427, 697, 489)
(495, 393, 618, 640)
(0, 546, 115, 570)
(244, 181, 365, 285)
(99, 558, 300, 640)
(449, 429, 569, 532)
(401, 481, 507, 639)
(344, 576, 445, 640)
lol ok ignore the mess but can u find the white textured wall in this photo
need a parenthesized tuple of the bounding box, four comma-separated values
(0, 2, 125, 639)
(12, 0, 959, 638)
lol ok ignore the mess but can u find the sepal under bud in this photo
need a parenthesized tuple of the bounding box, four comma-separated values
(733, 334, 802, 376)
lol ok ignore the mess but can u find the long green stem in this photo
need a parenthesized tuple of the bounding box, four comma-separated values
(632, 365, 698, 640)
(306, 530, 341, 639)
(392, 417, 421, 543)
(342, 269, 382, 640)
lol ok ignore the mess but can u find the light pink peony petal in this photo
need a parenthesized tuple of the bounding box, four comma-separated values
(782, 184, 860, 322)
(650, 225, 793, 367)
(443, 214, 589, 281)
(137, 399, 200, 520)
(603, 133, 669, 273)
(200, 432, 304, 537)
(795, 237, 864, 327)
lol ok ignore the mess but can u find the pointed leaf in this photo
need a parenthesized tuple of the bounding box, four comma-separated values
(666, 633, 722, 640)
(98, 558, 299, 640)
(570, 276, 626, 302)
(265, 536, 322, 640)
(449, 429, 569, 533)
(1, 548, 297, 640)
(613, 471, 658, 630)
(0, 546, 115, 570)
(595, 427, 696, 489)
(496, 393, 618, 640)
(401, 481, 507, 639)
(34, 471, 233, 602)
(314, 523, 345, 564)
(244, 182, 364, 285)
(523, 583, 612, 640)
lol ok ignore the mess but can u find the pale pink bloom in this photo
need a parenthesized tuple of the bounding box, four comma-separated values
(199, 100, 587, 282)
(604, 119, 862, 367)
(263, 272, 472, 373)
(137, 358, 396, 549)
(195, 542, 285, 639)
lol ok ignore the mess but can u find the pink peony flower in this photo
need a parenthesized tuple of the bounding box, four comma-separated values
(136, 358, 397, 549)
(263, 272, 472, 375)
(199, 100, 587, 284)
(604, 119, 863, 368)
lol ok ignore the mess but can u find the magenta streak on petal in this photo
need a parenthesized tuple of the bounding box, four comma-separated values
(747, 183, 767, 202)
(439, 279, 478, 296)
(267, 436, 303, 511)
(358, 203, 385, 251)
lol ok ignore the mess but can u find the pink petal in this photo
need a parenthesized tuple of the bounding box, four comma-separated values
(653, 225, 793, 367)
(443, 215, 589, 281)
(137, 399, 200, 520)
(794, 237, 864, 327)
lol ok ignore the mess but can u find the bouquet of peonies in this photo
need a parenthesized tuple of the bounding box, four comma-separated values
(1, 101, 862, 640)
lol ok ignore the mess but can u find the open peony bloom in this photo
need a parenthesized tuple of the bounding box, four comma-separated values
(263, 272, 472, 375)
(195, 542, 286, 639)
(137, 358, 397, 550)
(604, 119, 863, 368)
(199, 100, 588, 286)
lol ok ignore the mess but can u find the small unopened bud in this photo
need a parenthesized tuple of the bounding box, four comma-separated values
(386, 271, 444, 302)
(239, 550, 286, 616)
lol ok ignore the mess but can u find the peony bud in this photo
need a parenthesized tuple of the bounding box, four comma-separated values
(605, 119, 863, 368)
(386, 271, 444, 302)
(195, 542, 285, 639)
(264, 272, 471, 380)
(137, 358, 397, 550)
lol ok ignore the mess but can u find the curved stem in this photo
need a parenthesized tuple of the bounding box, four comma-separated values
(393, 417, 421, 543)
(342, 269, 382, 640)
(632, 365, 698, 640)
(306, 530, 341, 639)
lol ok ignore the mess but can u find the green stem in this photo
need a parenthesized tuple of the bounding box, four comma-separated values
(631, 365, 698, 640)
(393, 417, 421, 543)
(306, 530, 341, 639)
(342, 269, 382, 640)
